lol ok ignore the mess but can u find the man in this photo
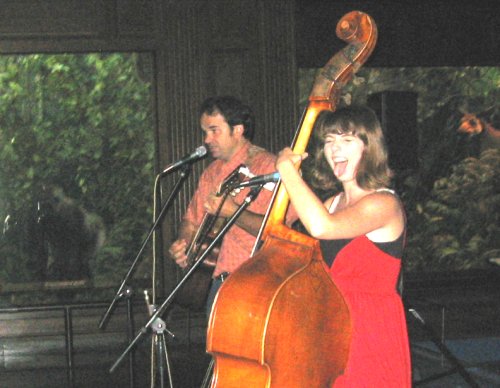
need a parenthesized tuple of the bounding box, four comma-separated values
(168, 96, 276, 314)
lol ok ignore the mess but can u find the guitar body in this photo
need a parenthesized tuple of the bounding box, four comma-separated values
(174, 215, 223, 311)
(174, 165, 250, 311)
(174, 262, 215, 310)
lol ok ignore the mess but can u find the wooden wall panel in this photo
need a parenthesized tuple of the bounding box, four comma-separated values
(157, 0, 297, 218)
(116, 0, 158, 37)
(158, 1, 209, 249)
(255, 0, 299, 153)
(0, 0, 113, 38)
(175, 0, 300, 153)
(211, 49, 248, 96)
(0, 0, 157, 40)
(156, 0, 298, 289)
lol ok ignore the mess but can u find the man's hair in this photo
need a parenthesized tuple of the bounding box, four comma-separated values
(311, 105, 393, 190)
(199, 96, 255, 140)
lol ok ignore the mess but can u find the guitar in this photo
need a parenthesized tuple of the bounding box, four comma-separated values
(174, 164, 252, 310)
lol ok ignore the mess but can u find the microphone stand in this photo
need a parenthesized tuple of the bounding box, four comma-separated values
(98, 164, 193, 386)
(108, 184, 265, 387)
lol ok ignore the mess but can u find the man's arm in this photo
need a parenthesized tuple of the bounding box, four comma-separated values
(204, 192, 267, 237)
(232, 209, 266, 236)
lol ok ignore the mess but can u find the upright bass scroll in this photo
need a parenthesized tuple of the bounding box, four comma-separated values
(207, 11, 378, 388)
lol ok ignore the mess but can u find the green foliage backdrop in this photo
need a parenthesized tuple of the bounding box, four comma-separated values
(299, 66, 500, 272)
(0, 53, 154, 298)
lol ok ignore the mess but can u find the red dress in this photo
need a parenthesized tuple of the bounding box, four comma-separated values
(325, 235, 412, 387)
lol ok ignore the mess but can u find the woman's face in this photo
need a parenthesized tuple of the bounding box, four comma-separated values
(323, 132, 365, 183)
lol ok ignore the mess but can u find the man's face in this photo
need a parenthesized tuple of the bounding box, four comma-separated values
(201, 112, 244, 162)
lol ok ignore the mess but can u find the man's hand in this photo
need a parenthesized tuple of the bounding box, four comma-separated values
(167, 221, 197, 269)
(168, 239, 189, 268)
(204, 192, 238, 218)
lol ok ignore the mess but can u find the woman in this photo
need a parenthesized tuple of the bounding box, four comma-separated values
(276, 106, 412, 387)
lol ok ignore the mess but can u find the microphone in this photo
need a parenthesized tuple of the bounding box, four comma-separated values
(160, 145, 207, 175)
(236, 172, 280, 189)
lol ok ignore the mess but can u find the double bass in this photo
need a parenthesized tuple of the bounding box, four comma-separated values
(207, 11, 377, 387)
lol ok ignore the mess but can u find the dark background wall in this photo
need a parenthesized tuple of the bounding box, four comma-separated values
(296, 0, 499, 68)
(0, 0, 498, 291)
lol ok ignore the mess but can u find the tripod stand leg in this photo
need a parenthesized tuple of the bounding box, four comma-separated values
(126, 294, 136, 388)
(409, 307, 480, 388)
(156, 335, 166, 388)
(158, 332, 174, 388)
(148, 313, 175, 388)
(200, 358, 214, 388)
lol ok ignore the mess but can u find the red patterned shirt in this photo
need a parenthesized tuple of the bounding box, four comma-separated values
(184, 142, 276, 276)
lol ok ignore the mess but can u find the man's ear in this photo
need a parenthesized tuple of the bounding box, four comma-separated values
(233, 124, 244, 138)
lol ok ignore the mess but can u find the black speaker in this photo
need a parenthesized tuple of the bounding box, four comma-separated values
(367, 91, 419, 172)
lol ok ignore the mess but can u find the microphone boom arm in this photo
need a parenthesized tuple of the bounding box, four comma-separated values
(98, 164, 192, 330)
(109, 184, 264, 373)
